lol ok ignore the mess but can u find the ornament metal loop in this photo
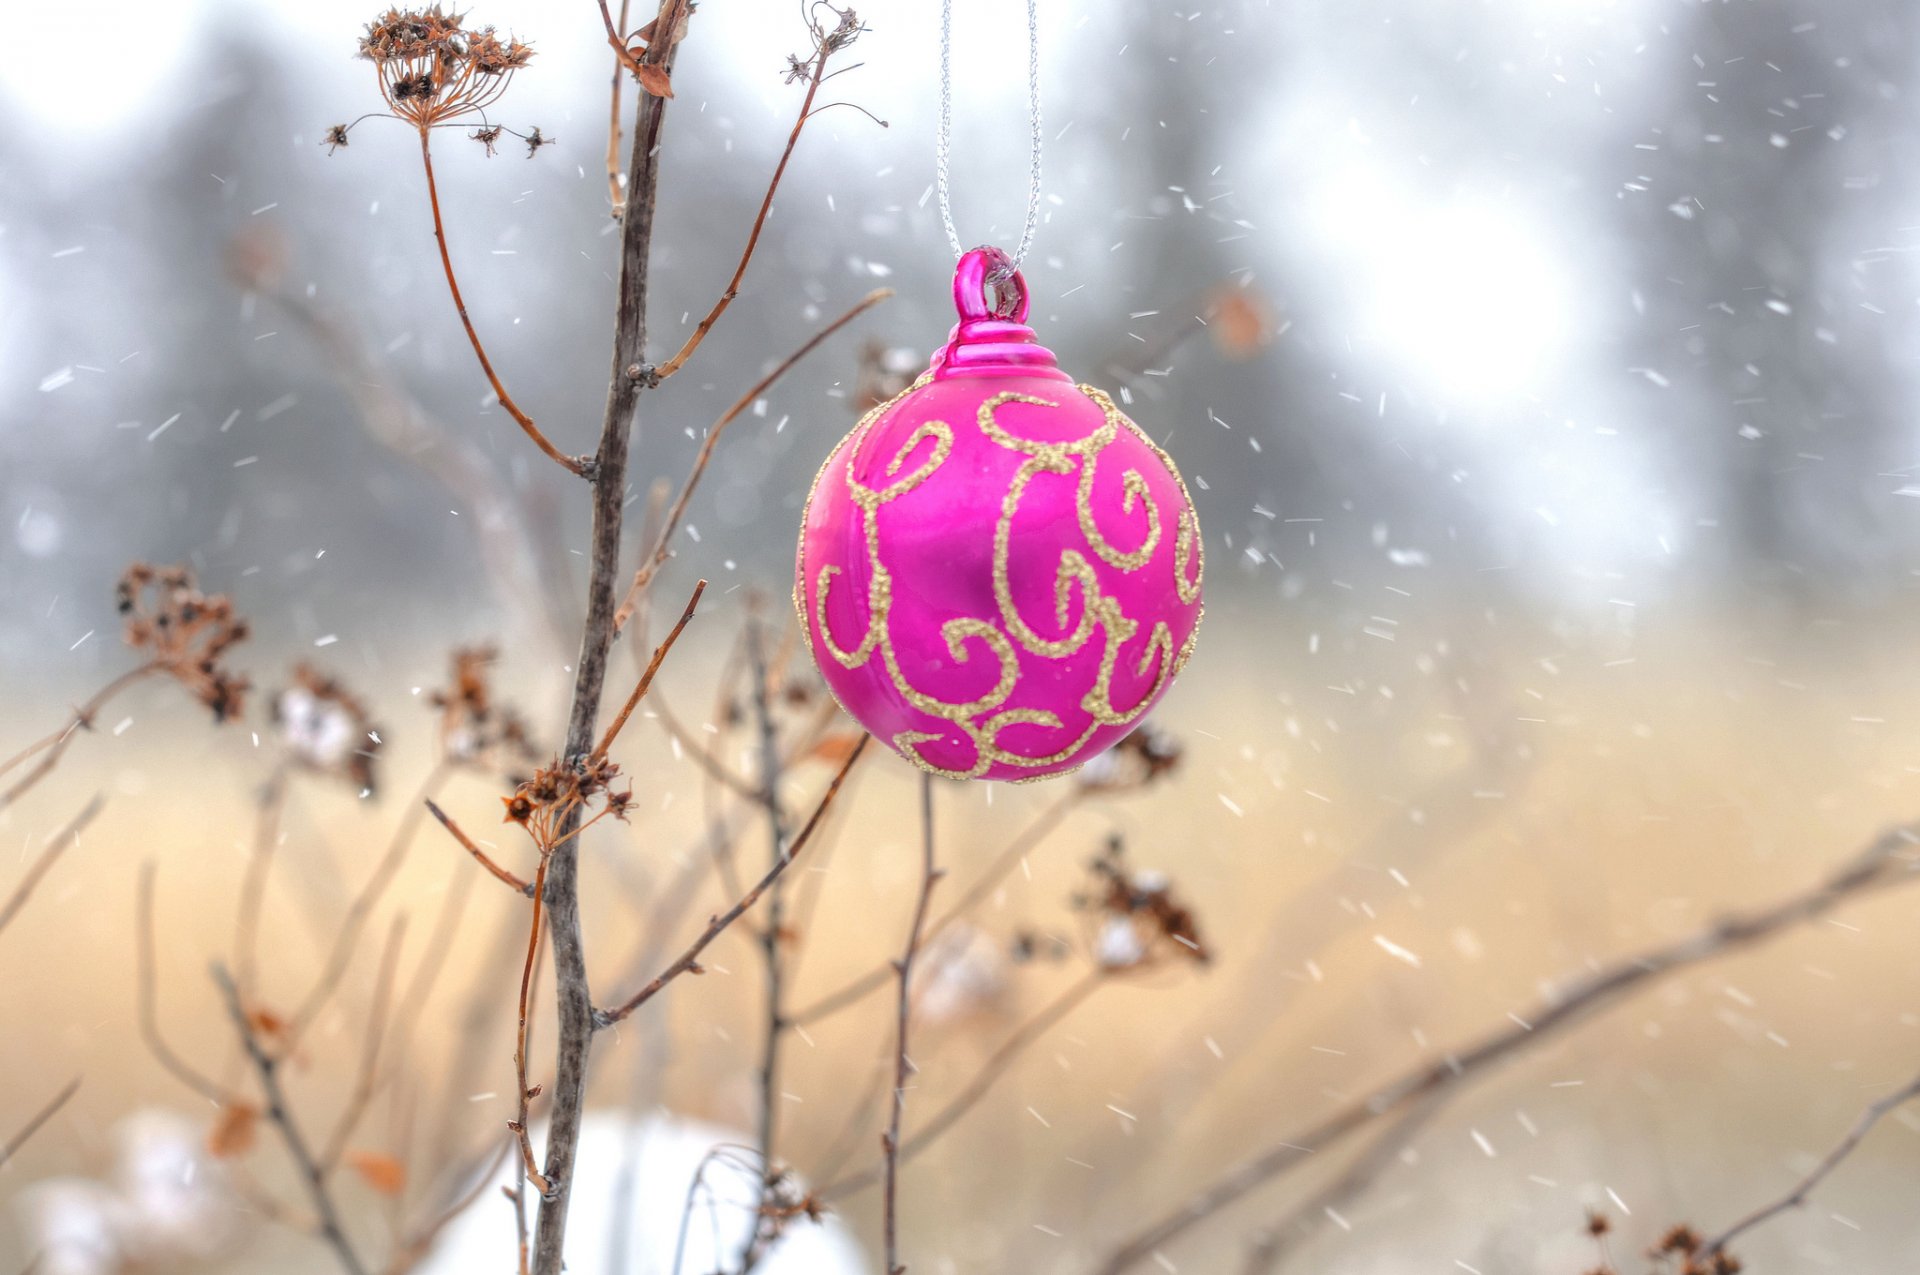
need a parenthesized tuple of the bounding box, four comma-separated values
(954, 245, 1029, 323)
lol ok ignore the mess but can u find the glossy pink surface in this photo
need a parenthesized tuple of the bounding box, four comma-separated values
(795, 250, 1203, 781)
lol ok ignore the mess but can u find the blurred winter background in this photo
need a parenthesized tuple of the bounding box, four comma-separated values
(6, 0, 1920, 1271)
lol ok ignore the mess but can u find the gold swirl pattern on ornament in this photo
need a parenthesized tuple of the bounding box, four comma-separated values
(802, 380, 1202, 780)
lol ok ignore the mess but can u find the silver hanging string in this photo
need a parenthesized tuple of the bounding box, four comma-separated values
(936, 0, 1043, 275)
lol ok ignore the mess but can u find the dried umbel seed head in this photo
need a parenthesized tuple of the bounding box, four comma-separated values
(1075, 721, 1184, 793)
(117, 562, 252, 723)
(429, 645, 539, 776)
(1074, 835, 1210, 970)
(358, 6, 533, 131)
(273, 664, 383, 795)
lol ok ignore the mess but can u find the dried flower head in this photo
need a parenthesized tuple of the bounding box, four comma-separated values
(1074, 836, 1209, 970)
(501, 750, 626, 850)
(1075, 722, 1184, 793)
(273, 664, 382, 794)
(357, 6, 534, 131)
(117, 563, 252, 723)
(428, 645, 538, 779)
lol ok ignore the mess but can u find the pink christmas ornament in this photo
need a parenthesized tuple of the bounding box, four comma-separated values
(795, 248, 1204, 782)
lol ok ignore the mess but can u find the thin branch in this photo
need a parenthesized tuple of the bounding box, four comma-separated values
(0, 795, 105, 937)
(136, 862, 228, 1104)
(0, 665, 155, 812)
(596, 734, 870, 1027)
(319, 917, 409, 1174)
(883, 775, 943, 1275)
(594, 580, 707, 759)
(233, 765, 291, 1003)
(427, 799, 531, 894)
(0, 1077, 82, 1170)
(824, 966, 1110, 1201)
(611, 288, 892, 634)
(213, 962, 370, 1275)
(1239, 1092, 1449, 1275)
(417, 131, 583, 476)
(602, 0, 637, 215)
(651, 33, 852, 383)
(384, 1137, 514, 1275)
(1091, 822, 1920, 1275)
(1702, 1067, 1920, 1258)
(290, 765, 449, 1046)
(789, 789, 1080, 1028)
(739, 618, 792, 1273)
(513, 851, 555, 1196)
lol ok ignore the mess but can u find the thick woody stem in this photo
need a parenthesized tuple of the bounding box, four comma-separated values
(527, 16, 680, 1270)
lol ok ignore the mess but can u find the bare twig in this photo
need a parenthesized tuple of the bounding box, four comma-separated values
(825, 966, 1110, 1201)
(594, 580, 707, 759)
(739, 618, 792, 1272)
(213, 962, 369, 1275)
(789, 789, 1080, 1028)
(319, 917, 409, 1174)
(1702, 1067, 1920, 1258)
(601, 0, 637, 214)
(611, 288, 892, 633)
(0, 1077, 82, 1171)
(1239, 1092, 1449, 1275)
(383, 1137, 515, 1275)
(290, 765, 449, 1046)
(136, 863, 228, 1104)
(417, 132, 584, 476)
(1092, 823, 1920, 1274)
(596, 734, 870, 1027)
(426, 799, 532, 894)
(883, 775, 943, 1274)
(513, 851, 555, 1197)
(0, 795, 105, 937)
(233, 765, 291, 1002)
(0, 666, 155, 812)
(651, 20, 868, 383)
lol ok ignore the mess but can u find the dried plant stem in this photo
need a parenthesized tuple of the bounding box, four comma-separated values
(233, 764, 291, 1002)
(1239, 1092, 1449, 1275)
(739, 618, 792, 1272)
(883, 776, 943, 1275)
(652, 35, 836, 383)
(213, 962, 369, 1275)
(595, 735, 870, 1027)
(136, 863, 229, 1103)
(1092, 823, 1920, 1275)
(0, 664, 155, 812)
(427, 799, 531, 894)
(291, 764, 449, 1045)
(790, 790, 1080, 1028)
(416, 132, 583, 477)
(528, 19, 680, 1269)
(1702, 1067, 1920, 1258)
(825, 966, 1110, 1201)
(513, 850, 555, 1196)
(611, 288, 892, 633)
(0, 794, 104, 937)
(0, 1076, 81, 1170)
(384, 1137, 514, 1275)
(319, 917, 408, 1174)
(602, 0, 635, 215)
(594, 580, 707, 758)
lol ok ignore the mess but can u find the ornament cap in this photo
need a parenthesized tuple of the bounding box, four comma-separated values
(929, 246, 1072, 383)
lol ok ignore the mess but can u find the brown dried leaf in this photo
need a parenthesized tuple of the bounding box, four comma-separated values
(1207, 286, 1277, 359)
(635, 63, 674, 99)
(207, 1102, 259, 1158)
(347, 1149, 408, 1196)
